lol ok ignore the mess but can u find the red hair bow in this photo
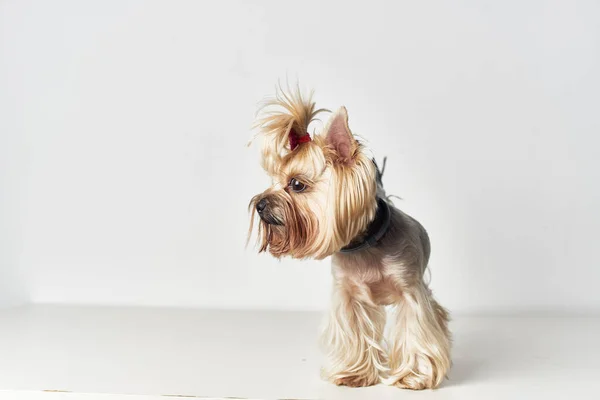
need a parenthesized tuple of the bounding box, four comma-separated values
(289, 131, 311, 151)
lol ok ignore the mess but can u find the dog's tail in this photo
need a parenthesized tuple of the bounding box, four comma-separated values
(249, 83, 327, 174)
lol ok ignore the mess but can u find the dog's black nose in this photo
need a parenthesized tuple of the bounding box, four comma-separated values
(256, 198, 268, 213)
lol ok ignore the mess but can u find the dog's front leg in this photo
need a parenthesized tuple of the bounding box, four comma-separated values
(320, 280, 387, 387)
(386, 282, 451, 389)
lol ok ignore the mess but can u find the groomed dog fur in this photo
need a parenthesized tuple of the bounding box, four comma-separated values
(248, 86, 451, 389)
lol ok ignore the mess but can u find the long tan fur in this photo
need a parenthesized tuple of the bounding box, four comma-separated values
(248, 85, 451, 389)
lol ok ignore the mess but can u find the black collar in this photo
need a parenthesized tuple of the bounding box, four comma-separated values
(340, 197, 392, 253)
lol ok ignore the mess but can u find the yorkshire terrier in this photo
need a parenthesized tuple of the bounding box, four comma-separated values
(248, 86, 451, 389)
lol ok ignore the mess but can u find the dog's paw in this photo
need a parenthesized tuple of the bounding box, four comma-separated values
(385, 351, 447, 390)
(384, 363, 445, 390)
(386, 373, 432, 390)
(333, 374, 379, 387)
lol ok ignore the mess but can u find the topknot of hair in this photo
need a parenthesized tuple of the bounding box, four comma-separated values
(249, 84, 327, 174)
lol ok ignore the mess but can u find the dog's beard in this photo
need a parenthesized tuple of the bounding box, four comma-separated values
(248, 193, 320, 259)
(258, 222, 289, 257)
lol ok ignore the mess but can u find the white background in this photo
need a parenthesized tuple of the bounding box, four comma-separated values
(1, 0, 599, 313)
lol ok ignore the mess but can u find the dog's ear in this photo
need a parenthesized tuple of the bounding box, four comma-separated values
(324, 107, 357, 164)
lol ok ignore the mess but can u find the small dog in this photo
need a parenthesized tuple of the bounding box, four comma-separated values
(248, 86, 451, 389)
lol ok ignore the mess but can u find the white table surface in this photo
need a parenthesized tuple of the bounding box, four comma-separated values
(0, 305, 599, 400)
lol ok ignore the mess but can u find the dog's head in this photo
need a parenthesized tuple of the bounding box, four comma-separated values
(248, 88, 377, 259)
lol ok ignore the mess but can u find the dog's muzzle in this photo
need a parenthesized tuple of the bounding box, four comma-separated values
(256, 198, 283, 225)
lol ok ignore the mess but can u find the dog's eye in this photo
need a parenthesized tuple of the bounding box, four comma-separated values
(289, 178, 306, 193)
